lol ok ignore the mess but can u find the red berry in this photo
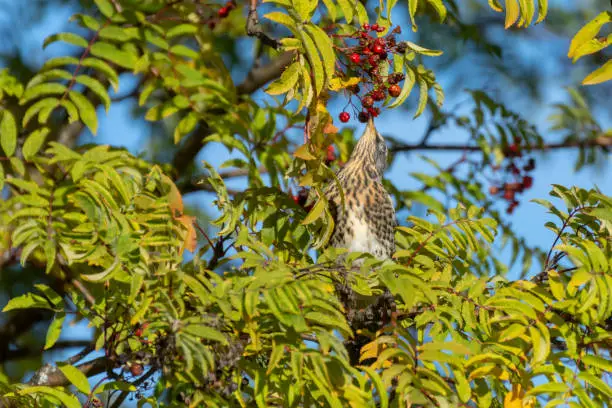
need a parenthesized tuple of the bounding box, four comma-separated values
(374, 38, 385, 47)
(503, 190, 515, 201)
(376, 26, 385, 33)
(358, 111, 370, 123)
(360, 32, 368, 39)
(350, 53, 361, 64)
(361, 96, 374, 108)
(372, 44, 385, 54)
(368, 107, 380, 117)
(339, 111, 350, 122)
(363, 23, 370, 30)
(523, 176, 533, 189)
(371, 24, 379, 31)
(130, 364, 144, 376)
(291, 194, 300, 205)
(489, 186, 499, 195)
(388, 84, 401, 97)
(372, 89, 385, 101)
(218, 6, 229, 18)
(368, 54, 379, 66)
(505, 144, 521, 157)
(135, 327, 143, 337)
(326, 146, 336, 162)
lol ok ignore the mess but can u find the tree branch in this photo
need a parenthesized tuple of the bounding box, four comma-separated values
(246, 0, 281, 49)
(390, 135, 612, 153)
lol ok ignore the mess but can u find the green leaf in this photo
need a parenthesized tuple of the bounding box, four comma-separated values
(427, 0, 447, 22)
(17, 386, 81, 408)
(299, 31, 324, 95)
(305, 25, 336, 83)
(3, 292, 56, 312)
(182, 324, 228, 345)
(43, 32, 88, 49)
(578, 372, 612, 398)
(57, 362, 91, 394)
(22, 127, 50, 161)
(76, 75, 111, 111)
(414, 77, 428, 118)
(526, 382, 568, 396)
(292, 0, 317, 21)
(69, 91, 98, 134)
(302, 199, 325, 225)
(336, 0, 354, 23)
(90, 42, 137, 70)
(387, 66, 415, 108)
(1, 110, 17, 156)
(583, 354, 612, 372)
(264, 11, 298, 32)
(167, 24, 198, 38)
(94, 0, 115, 18)
(266, 61, 300, 96)
(21, 83, 66, 104)
(361, 366, 388, 408)
(44, 313, 65, 350)
(408, 0, 418, 31)
(23, 98, 59, 127)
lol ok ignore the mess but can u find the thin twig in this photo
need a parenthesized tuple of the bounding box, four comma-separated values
(72, 279, 96, 306)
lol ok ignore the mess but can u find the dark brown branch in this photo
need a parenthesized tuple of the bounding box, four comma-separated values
(236, 51, 295, 95)
(246, 0, 281, 49)
(0, 340, 92, 363)
(390, 135, 612, 153)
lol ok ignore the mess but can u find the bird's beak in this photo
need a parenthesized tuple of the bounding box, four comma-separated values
(362, 117, 378, 141)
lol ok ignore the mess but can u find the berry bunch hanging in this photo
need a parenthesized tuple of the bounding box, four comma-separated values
(488, 139, 536, 214)
(337, 24, 407, 123)
(204, 1, 236, 29)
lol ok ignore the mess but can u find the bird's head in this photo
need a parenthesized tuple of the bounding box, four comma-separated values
(346, 118, 388, 178)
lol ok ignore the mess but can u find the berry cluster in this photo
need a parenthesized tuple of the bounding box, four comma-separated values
(337, 24, 407, 123)
(206, 1, 236, 29)
(489, 140, 536, 214)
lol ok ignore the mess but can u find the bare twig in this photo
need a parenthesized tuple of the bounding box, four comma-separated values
(72, 279, 96, 306)
(390, 135, 612, 153)
(246, 0, 281, 49)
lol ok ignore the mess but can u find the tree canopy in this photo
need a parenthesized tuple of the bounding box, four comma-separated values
(0, 0, 611, 407)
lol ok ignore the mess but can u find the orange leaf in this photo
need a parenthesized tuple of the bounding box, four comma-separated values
(176, 214, 197, 254)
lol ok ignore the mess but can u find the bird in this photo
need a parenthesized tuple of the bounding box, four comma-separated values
(324, 118, 396, 260)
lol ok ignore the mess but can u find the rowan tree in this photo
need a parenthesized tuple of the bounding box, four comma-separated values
(0, 0, 611, 407)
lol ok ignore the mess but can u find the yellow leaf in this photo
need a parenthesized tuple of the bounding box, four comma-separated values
(359, 340, 381, 362)
(302, 199, 325, 225)
(294, 144, 316, 160)
(329, 76, 361, 91)
(504, 0, 520, 29)
(582, 59, 612, 85)
(568, 11, 612, 59)
(504, 384, 525, 408)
